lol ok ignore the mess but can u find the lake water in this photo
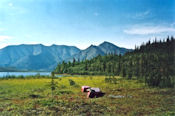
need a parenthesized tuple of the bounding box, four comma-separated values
(0, 72, 51, 78)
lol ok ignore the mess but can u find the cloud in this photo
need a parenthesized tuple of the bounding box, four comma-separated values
(0, 35, 12, 49)
(0, 2, 27, 16)
(124, 26, 175, 35)
(127, 10, 151, 19)
(0, 35, 12, 42)
(8, 3, 13, 7)
(0, 43, 9, 49)
(135, 10, 150, 19)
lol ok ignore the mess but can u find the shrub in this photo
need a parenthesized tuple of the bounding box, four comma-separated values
(89, 76, 93, 80)
(59, 85, 67, 89)
(69, 79, 76, 86)
(105, 76, 117, 84)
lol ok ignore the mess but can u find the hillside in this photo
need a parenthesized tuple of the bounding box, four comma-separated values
(0, 44, 80, 71)
(54, 36, 175, 88)
(0, 42, 131, 71)
(72, 41, 132, 61)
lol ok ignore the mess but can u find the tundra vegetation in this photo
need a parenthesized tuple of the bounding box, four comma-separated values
(0, 76, 175, 115)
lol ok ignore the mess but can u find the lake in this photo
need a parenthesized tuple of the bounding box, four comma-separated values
(0, 72, 51, 78)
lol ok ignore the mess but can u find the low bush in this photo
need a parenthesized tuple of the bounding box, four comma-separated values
(105, 76, 117, 84)
(69, 79, 76, 86)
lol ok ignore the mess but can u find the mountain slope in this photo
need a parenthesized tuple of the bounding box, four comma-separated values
(0, 42, 132, 71)
(72, 41, 132, 61)
(72, 45, 105, 61)
(99, 41, 131, 55)
(0, 44, 81, 71)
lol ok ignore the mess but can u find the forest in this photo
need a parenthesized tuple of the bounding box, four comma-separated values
(54, 36, 175, 88)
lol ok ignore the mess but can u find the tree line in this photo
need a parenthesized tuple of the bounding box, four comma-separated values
(54, 36, 175, 88)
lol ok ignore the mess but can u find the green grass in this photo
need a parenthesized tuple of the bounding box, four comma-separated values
(0, 76, 174, 116)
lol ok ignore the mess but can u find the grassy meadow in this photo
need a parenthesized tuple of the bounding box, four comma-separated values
(0, 76, 175, 116)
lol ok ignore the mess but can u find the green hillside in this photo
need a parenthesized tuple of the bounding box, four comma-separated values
(54, 36, 175, 88)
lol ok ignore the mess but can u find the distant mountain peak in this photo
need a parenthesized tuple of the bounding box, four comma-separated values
(99, 41, 117, 47)
(102, 41, 111, 44)
(84, 45, 98, 50)
(20, 43, 44, 46)
(88, 44, 97, 48)
(51, 44, 57, 47)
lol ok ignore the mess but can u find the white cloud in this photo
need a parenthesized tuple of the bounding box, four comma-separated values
(134, 10, 150, 19)
(126, 10, 151, 19)
(8, 3, 13, 7)
(0, 2, 27, 16)
(0, 43, 9, 49)
(124, 26, 175, 35)
(0, 36, 12, 49)
(0, 35, 12, 42)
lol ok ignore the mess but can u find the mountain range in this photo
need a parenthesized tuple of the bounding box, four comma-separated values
(0, 41, 132, 71)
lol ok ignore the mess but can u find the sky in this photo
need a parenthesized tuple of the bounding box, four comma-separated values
(0, 0, 175, 49)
